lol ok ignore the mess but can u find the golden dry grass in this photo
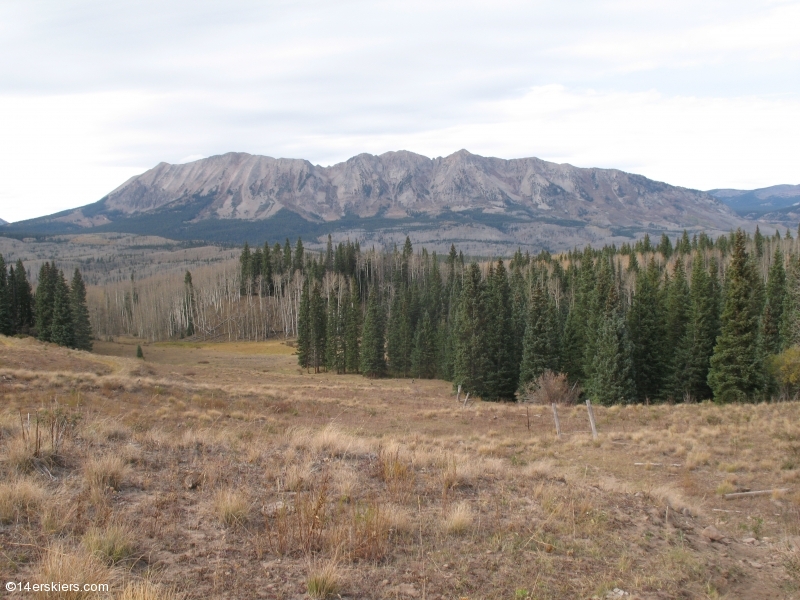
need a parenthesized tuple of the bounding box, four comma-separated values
(0, 477, 44, 523)
(83, 454, 129, 491)
(34, 543, 113, 599)
(117, 581, 182, 600)
(442, 501, 473, 535)
(306, 559, 342, 599)
(82, 524, 137, 565)
(212, 489, 250, 527)
(2, 335, 800, 598)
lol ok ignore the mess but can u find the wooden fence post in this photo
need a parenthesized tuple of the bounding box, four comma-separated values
(586, 399, 598, 440)
(551, 403, 561, 440)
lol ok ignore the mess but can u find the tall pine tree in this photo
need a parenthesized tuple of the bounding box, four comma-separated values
(35, 262, 57, 342)
(673, 254, 721, 401)
(360, 286, 387, 377)
(585, 284, 635, 405)
(452, 263, 486, 397)
(762, 247, 786, 354)
(50, 270, 75, 348)
(481, 259, 516, 400)
(628, 259, 666, 402)
(70, 268, 93, 351)
(708, 229, 765, 402)
(411, 310, 437, 378)
(0, 255, 10, 336)
(13, 260, 34, 333)
(518, 285, 560, 391)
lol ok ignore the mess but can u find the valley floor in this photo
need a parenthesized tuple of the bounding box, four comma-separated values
(1, 335, 800, 599)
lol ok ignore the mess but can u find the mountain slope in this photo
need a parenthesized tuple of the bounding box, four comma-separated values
(708, 184, 800, 222)
(3, 150, 750, 252)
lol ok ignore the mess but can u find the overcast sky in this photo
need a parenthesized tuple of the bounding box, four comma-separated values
(1, 0, 799, 222)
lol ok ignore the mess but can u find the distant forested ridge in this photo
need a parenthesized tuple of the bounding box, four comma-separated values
(234, 227, 800, 404)
(0, 256, 93, 351)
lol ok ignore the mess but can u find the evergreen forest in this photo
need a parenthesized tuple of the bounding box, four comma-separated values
(239, 227, 800, 404)
(0, 256, 93, 351)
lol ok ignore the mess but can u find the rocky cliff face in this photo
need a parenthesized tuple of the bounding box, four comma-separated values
(93, 150, 736, 228)
(4, 150, 753, 252)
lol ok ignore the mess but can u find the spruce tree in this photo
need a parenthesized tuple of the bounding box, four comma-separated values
(452, 263, 486, 397)
(708, 229, 765, 402)
(293, 238, 305, 273)
(411, 310, 437, 378)
(13, 260, 33, 333)
(35, 262, 57, 342)
(309, 283, 326, 373)
(344, 280, 361, 373)
(360, 287, 386, 377)
(518, 285, 560, 390)
(387, 287, 412, 376)
(628, 259, 665, 402)
(261, 242, 273, 296)
(762, 247, 786, 354)
(673, 254, 721, 401)
(585, 285, 635, 405)
(561, 250, 595, 381)
(239, 242, 252, 295)
(325, 235, 334, 273)
(664, 258, 691, 399)
(583, 256, 614, 387)
(0, 255, 10, 336)
(509, 266, 528, 380)
(50, 271, 75, 348)
(283, 239, 293, 274)
(481, 259, 515, 400)
(754, 225, 764, 258)
(325, 288, 343, 373)
(70, 268, 93, 351)
(297, 280, 311, 369)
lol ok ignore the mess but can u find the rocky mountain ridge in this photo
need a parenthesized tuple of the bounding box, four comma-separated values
(3, 150, 753, 252)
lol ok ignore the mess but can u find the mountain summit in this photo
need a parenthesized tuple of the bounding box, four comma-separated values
(4, 150, 748, 252)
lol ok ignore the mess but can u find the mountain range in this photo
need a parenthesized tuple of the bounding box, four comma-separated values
(707, 185, 800, 222)
(1, 150, 762, 253)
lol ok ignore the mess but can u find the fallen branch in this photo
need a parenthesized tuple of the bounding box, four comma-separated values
(724, 488, 790, 500)
(634, 462, 682, 467)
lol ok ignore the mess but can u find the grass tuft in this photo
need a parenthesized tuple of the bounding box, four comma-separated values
(213, 489, 249, 527)
(35, 543, 113, 599)
(307, 560, 341, 599)
(443, 501, 473, 535)
(119, 580, 182, 600)
(82, 524, 137, 565)
(83, 454, 129, 490)
(0, 478, 44, 524)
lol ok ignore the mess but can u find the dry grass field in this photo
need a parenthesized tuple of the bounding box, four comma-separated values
(2, 335, 800, 599)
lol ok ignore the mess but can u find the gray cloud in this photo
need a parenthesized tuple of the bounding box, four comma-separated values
(0, 0, 798, 221)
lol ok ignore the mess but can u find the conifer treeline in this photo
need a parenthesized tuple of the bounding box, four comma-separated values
(0, 255, 93, 351)
(240, 227, 800, 403)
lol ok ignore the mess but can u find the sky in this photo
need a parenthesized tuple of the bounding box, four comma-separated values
(0, 0, 799, 223)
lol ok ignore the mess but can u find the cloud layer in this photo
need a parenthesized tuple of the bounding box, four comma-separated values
(1, 0, 798, 222)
